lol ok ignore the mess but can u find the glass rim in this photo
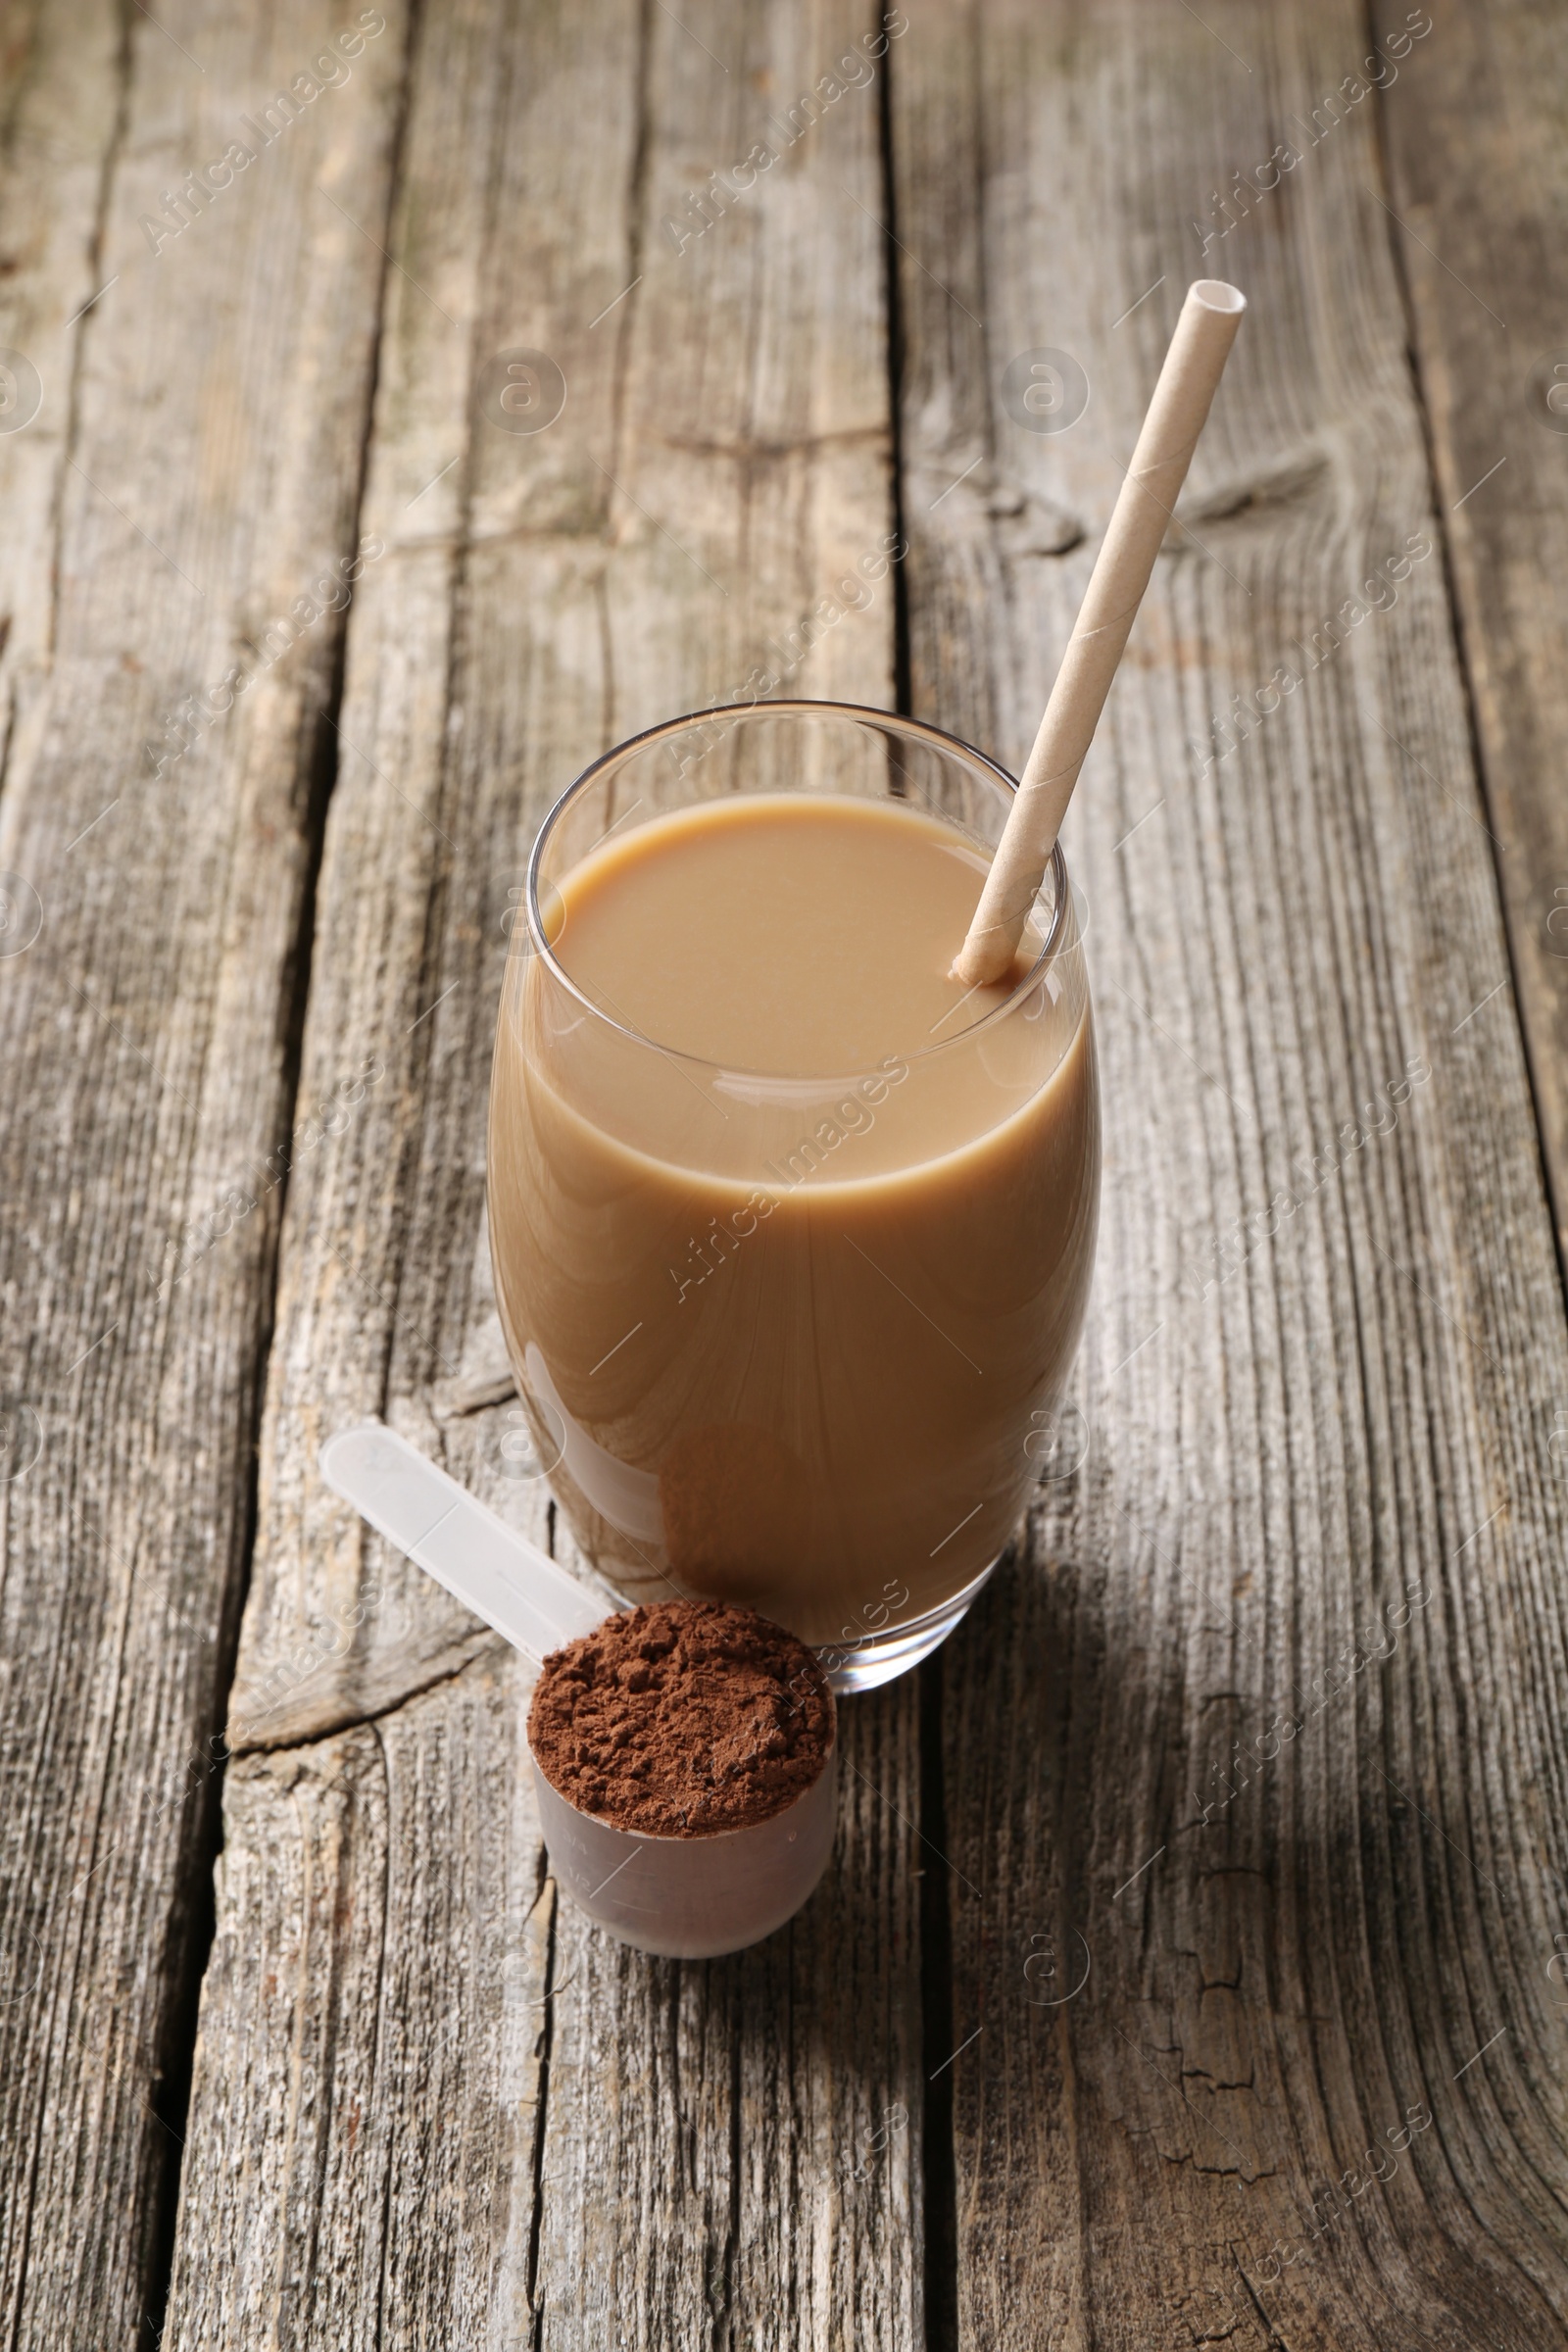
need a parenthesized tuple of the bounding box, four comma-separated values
(523, 697, 1075, 1085)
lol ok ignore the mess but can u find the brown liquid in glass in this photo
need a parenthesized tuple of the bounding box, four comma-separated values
(489, 794, 1099, 1648)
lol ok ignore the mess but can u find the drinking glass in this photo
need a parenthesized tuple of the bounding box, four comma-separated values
(488, 701, 1100, 1690)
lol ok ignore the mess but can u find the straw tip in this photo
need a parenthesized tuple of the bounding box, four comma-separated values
(950, 938, 1009, 990)
(1189, 278, 1247, 316)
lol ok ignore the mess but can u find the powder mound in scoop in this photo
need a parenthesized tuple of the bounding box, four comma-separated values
(527, 1600, 834, 1837)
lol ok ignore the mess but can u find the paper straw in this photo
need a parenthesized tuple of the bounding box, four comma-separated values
(954, 280, 1247, 987)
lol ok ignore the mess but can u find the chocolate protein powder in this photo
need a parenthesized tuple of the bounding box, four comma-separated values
(526, 1599, 834, 1837)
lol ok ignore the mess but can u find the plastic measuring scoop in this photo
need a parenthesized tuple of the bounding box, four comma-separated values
(319, 1422, 838, 1958)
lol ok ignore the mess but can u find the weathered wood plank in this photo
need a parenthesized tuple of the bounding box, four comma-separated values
(166, 3, 924, 2345)
(896, 1, 1568, 2343)
(532, 8, 920, 2341)
(0, 0, 121, 807)
(0, 3, 409, 2342)
(172, 1660, 551, 2349)
(1375, 0, 1568, 1267)
(537, 1696, 922, 2352)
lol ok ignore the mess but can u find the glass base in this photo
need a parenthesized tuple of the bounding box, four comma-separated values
(819, 1553, 1000, 1693)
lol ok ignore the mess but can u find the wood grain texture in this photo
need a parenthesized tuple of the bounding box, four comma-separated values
(893, 0, 1568, 2344)
(0, 0, 122, 807)
(0, 2, 409, 2341)
(168, 1658, 553, 2349)
(1375, 0, 1568, 1266)
(166, 2, 926, 2345)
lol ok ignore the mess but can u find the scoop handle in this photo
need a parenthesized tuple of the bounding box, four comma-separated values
(319, 1421, 610, 1664)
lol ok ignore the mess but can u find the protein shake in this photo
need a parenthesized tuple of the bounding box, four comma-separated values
(488, 755, 1099, 1659)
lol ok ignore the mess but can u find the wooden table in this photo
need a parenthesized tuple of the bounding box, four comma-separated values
(4, 3, 1567, 2343)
